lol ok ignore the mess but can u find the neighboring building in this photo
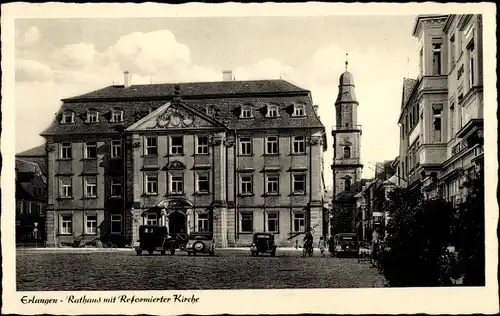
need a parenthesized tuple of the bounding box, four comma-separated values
(16, 144, 48, 175)
(330, 60, 364, 235)
(395, 14, 484, 206)
(16, 159, 47, 243)
(40, 72, 327, 247)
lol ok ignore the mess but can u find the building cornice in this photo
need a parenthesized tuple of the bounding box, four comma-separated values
(443, 14, 456, 33)
(412, 15, 450, 37)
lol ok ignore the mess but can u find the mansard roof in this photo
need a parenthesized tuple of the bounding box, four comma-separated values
(41, 79, 325, 136)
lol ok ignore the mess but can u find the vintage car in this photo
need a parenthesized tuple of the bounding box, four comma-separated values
(250, 233, 277, 257)
(186, 232, 215, 256)
(134, 225, 175, 256)
(332, 233, 359, 257)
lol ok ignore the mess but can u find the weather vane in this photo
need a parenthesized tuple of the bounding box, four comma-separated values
(345, 53, 349, 71)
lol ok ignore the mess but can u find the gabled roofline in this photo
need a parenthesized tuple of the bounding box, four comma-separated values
(412, 14, 450, 36)
(125, 99, 227, 132)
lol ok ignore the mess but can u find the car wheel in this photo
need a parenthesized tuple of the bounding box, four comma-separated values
(179, 244, 186, 251)
(136, 250, 142, 256)
(193, 241, 205, 252)
(160, 249, 166, 256)
(255, 252, 259, 257)
(148, 249, 154, 255)
(187, 252, 192, 256)
(251, 251, 256, 257)
(271, 249, 276, 257)
(193, 251, 197, 256)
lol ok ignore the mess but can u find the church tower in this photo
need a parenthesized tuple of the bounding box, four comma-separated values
(330, 55, 363, 234)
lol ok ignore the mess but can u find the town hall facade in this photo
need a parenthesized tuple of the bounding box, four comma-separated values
(40, 72, 327, 247)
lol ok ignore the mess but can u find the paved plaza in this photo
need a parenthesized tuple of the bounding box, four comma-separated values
(16, 248, 386, 291)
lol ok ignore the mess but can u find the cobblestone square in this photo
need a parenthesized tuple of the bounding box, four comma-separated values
(17, 249, 386, 291)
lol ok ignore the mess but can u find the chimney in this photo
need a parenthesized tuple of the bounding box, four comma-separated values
(222, 70, 233, 81)
(124, 71, 131, 88)
(313, 105, 319, 118)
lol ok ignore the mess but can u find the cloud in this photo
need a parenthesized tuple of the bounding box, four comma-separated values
(16, 26, 40, 47)
(16, 59, 53, 82)
(104, 30, 191, 75)
(53, 43, 98, 69)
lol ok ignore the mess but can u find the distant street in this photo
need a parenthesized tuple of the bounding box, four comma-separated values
(17, 248, 386, 291)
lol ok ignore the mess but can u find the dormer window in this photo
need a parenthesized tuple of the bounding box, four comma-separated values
(206, 106, 214, 116)
(240, 106, 253, 119)
(61, 112, 74, 124)
(111, 109, 123, 122)
(267, 104, 279, 118)
(86, 110, 99, 123)
(293, 104, 306, 117)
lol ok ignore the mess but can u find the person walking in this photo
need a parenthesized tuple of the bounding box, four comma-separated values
(370, 226, 381, 268)
(318, 236, 327, 257)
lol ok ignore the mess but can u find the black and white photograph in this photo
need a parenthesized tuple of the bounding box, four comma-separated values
(1, 2, 498, 315)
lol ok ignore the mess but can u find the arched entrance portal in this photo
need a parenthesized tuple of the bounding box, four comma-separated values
(169, 211, 187, 234)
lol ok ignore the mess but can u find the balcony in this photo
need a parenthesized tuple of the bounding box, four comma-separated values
(418, 143, 447, 165)
(332, 125, 362, 135)
(417, 75, 448, 93)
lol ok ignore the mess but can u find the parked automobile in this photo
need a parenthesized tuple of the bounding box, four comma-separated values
(134, 225, 175, 256)
(171, 233, 189, 251)
(186, 232, 215, 256)
(250, 233, 277, 256)
(332, 233, 359, 257)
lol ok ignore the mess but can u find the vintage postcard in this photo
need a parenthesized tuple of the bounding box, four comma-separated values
(1, 2, 498, 315)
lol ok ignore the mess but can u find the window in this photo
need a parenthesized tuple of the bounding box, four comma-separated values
(293, 212, 305, 232)
(197, 173, 210, 193)
(84, 141, 97, 159)
(60, 178, 72, 198)
(86, 111, 99, 123)
(266, 174, 279, 195)
(85, 215, 97, 235)
(61, 112, 74, 124)
(432, 41, 442, 75)
(196, 135, 209, 154)
(110, 140, 122, 158)
(433, 106, 442, 142)
(450, 103, 456, 136)
(266, 136, 279, 154)
(450, 35, 456, 66)
(206, 106, 214, 116)
(197, 213, 209, 232)
(111, 214, 122, 233)
(448, 179, 461, 208)
(267, 213, 279, 233)
(267, 105, 279, 117)
(343, 146, 351, 158)
(85, 177, 97, 198)
(344, 179, 351, 191)
(110, 179, 122, 197)
(145, 174, 158, 195)
(60, 142, 72, 159)
(240, 212, 253, 233)
(468, 41, 475, 88)
(293, 174, 306, 194)
(61, 215, 72, 234)
(111, 110, 123, 122)
(145, 213, 157, 226)
(145, 137, 158, 156)
(292, 136, 305, 154)
(239, 137, 252, 155)
(293, 104, 305, 116)
(240, 107, 252, 118)
(170, 136, 183, 155)
(170, 173, 184, 194)
(240, 174, 253, 195)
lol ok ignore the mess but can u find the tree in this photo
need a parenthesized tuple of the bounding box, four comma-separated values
(382, 187, 455, 287)
(453, 170, 485, 286)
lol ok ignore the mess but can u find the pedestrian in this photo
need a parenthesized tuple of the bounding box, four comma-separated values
(318, 236, 326, 257)
(370, 226, 381, 267)
(295, 239, 299, 249)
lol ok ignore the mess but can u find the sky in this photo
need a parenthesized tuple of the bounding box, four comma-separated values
(15, 16, 420, 188)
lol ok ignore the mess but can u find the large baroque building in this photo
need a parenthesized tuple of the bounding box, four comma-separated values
(40, 72, 327, 247)
(395, 14, 484, 205)
(330, 61, 364, 235)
